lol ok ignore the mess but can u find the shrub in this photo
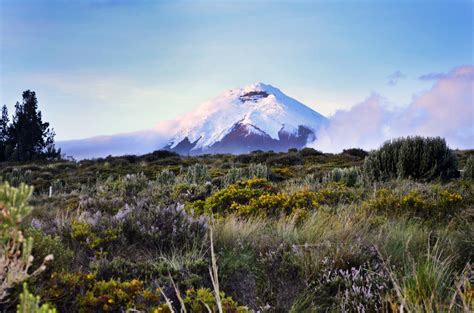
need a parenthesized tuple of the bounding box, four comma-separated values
(206, 184, 318, 218)
(222, 166, 245, 187)
(37, 272, 95, 309)
(238, 193, 290, 217)
(462, 157, 474, 180)
(315, 182, 357, 206)
(120, 172, 149, 197)
(185, 163, 210, 185)
(120, 203, 208, 253)
(267, 153, 303, 166)
(363, 189, 434, 218)
(77, 278, 161, 312)
(293, 262, 389, 312)
(40, 271, 163, 312)
(0, 168, 33, 186)
(223, 164, 268, 187)
(156, 169, 176, 186)
(25, 228, 73, 273)
(144, 150, 179, 162)
(183, 288, 251, 313)
(203, 179, 276, 215)
(271, 167, 296, 180)
(70, 219, 122, 252)
(0, 182, 52, 301)
(249, 151, 276, 164)
(91, 257, 181, 282)
(363, 137, 458, 182)
(234, 154, 251, 164)
(79, 193, 125, 216)
(248, 163, 268, 180)
(17, 283, 57, 313)
(362, 187, 465, 220)
(322, 166, 362, 187)
(342, 148, 369, 158)
(300, 147, 323, 157)
(286, 190, 319, 211)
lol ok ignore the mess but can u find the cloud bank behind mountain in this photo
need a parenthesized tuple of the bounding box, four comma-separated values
(309, 65, 474, 152)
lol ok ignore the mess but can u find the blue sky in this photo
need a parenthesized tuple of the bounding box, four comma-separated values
(0, 0, 472, 140)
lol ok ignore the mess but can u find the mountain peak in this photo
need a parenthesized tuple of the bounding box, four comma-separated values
(243, 82, 275, 92)
(165, 84, 329, 155)
(241, 82, 284, 97)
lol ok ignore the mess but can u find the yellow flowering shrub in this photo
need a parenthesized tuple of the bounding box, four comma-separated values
(183, 288, 251, 313)
(77, 278, 161, 312)
(198, 179, 320, 217)
(315, 182, 357, 206)
(438, 190, 463, 206)
(287, 190, 319, 211)
(237, 193, 289, 217)
(71, 220, 121, 251)
(203, 178, 276, 215)
(362, 187, 465, 220)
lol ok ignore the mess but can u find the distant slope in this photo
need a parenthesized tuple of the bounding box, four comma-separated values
(58, 130, 167, 160)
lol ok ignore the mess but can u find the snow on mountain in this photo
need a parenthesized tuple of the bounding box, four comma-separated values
(166, 83, 328, 154)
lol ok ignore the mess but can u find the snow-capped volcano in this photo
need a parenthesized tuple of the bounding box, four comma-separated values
(165, 83, 328, 154)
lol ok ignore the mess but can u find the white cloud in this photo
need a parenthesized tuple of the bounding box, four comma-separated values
(310, 65, 474, 152)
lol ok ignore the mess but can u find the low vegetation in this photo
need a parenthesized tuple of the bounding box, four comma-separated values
(0, 137, 473, 312)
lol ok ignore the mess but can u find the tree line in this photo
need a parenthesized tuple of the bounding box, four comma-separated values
(0, 90, 60, 162)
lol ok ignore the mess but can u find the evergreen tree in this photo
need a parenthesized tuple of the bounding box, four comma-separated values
(0, 105, 9, 161)
(7, 90, 60, 161)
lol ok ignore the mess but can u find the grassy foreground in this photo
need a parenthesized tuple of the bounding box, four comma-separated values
(1, 146, 473, 312)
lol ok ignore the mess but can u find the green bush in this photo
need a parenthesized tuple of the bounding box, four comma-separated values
(300, 147, 324, 157)
(322, 166, 362, 187)
(223, 166, 245, 187)
(77, 278, 161, 312)
(17, 283, 57, 313)
(25, 228, 73, 273)
(248, 163, 268, 180)
(462, 157, 474, 180)
(267, 153, 303, 166)
(185, 163, 210, 185)
(70, 219, 122, 252)
(183, 287, 251, 313)
(120, 172, 149, 197)
(0, 182, 52, 301)
(0, 168, 33, 186)
(363, 137, 457, 182)
(342, 148, 369, 158)
(223, 164, 268, 187)
(156, 169, 176, 186)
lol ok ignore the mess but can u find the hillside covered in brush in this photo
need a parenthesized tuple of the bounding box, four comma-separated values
(1, 138, 473, 312)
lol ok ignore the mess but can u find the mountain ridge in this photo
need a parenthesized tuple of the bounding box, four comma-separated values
(165, 82, 328, 155)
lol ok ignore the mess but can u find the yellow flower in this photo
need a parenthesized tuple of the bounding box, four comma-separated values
(108, 299, 114, 304)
